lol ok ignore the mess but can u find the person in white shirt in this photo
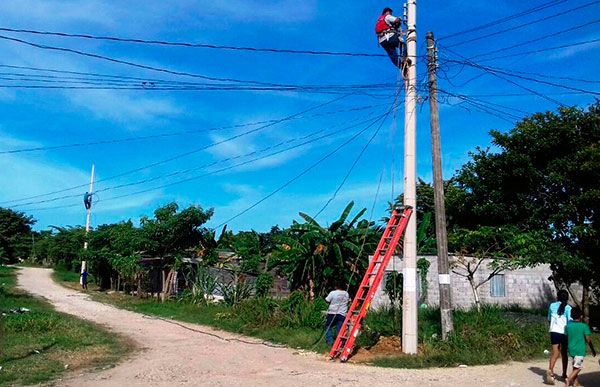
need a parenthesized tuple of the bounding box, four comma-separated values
(324, 283, 351, 346)
(546, 289, 572, 384)
(374, 7, 405, 69)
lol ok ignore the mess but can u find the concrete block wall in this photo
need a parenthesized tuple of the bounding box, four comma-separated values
(372, 255, 556, 310)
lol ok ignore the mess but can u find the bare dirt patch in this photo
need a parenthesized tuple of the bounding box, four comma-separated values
(350, 335, 402, 363)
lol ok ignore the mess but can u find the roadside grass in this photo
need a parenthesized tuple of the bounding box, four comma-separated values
(50, 268, 600, 368)
(0, 266, 133, 385)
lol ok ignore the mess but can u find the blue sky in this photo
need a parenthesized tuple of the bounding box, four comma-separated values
(0, 0, 598, 232)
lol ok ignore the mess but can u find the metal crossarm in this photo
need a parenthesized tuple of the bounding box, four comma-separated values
(329, 205, 412, 362)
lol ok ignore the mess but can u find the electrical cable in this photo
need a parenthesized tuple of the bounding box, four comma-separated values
(0, 34, 318, 87)
(468, 18, 600, 59)
(16, 110, 390, 211)
(211, 108, 393, 230)
(1, 94, 350, 205)
(445, 1, 600, 48)
(0, 103, 388, 155)
(0, 27, 386, 58)
(437, 0, 561, 40)
(311, 108, 391, 219)
(475, 37, 600, 63)
(441, 57, 600, 96)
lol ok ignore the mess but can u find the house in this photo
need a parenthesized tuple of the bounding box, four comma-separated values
(371, 255, 556, 309)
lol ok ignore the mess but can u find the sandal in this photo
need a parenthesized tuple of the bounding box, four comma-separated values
(546, 369, 555, 385)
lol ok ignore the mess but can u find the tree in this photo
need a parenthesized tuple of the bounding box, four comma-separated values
(272, 202, 380, 298)
(451, 102, 600, 315)
(87, 221, 144, 290)
(33, 225, 86, 270)
(140, 202, 214, 259)
(0, 208, 35, 264)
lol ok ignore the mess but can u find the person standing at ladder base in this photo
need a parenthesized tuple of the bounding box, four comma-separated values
(375, 7, 408, 71)
(324, 283, 351, 346)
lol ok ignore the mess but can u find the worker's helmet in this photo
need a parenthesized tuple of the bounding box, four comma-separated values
(382, 7, 393, 15)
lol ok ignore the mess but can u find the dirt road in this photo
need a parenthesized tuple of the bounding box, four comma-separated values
(17, 267, 600, 386)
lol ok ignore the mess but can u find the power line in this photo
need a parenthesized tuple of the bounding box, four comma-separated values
(0, 34, 296, 87)
(12, 111, 387, 209)
(0, 27, 386, 58)
(437, 0, 561, 40)
(95, 114, 390, 206)
(19, 110, 391, 213)
(0, 94, 350, 205)
(441, 57, 600, 96)
(468, 18, 600, 59)
(212, 108, 393, 229)
(0, 103, 387, 155)
(438, 56, 600, 85)
(445, 1, 600, 48)
(475, 38, 600, 63)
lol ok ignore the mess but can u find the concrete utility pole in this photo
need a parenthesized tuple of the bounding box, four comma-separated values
(426, 31, 454, 340)
(402, 0, 418, 355)
(83, 163, 95, 253)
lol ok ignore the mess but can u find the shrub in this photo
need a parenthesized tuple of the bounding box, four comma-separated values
(235, 297, 280, 327)
(280, 291, 327, 329)
(255, 273, 274, 297)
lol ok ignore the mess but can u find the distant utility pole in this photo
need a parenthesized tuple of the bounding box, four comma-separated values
(426, 31, 454, 339)
(82, 164, 95, 274)
(402, 0, 418, 355)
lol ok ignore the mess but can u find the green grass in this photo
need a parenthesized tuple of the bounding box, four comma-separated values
(0, 266, 132, 385)
(52, 264, 88, 286)
(51, 271, 600, 368)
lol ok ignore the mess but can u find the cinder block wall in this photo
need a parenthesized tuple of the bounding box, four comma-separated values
(371, 255, 556, 310)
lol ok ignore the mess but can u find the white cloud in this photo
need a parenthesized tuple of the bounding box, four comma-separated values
(0, 153, 89, 207)
(66, 89, 181, 124)
(189, 0, 317, 23)
(0, 1, 115, 28)
(93, 191, 162, 213)
(547, 40, 600, 60)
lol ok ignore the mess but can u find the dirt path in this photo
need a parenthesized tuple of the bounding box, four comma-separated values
(17, 267, 600, 386)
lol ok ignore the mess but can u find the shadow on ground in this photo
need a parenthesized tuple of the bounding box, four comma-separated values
(529, 366, 600, 385)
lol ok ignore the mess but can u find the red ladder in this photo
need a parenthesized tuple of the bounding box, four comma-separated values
(329, 205, 412, 362)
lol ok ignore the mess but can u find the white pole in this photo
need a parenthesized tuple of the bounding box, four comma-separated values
(402, 0, 418, 354)
(83, 164, 95, 250)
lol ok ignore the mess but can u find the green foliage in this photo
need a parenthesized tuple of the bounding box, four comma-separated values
(0, 267, 130, 385)
(417, 258, 430, 304)
(279, 291, 328, 329)
(367, 306, 550, 368)
(0, 208, 35, 264)
(140, 202, 214, 258)
(219, 273, 253, 306)
(271, 201, 380, 297)
(179, 266, 218, 305)
(255, 273, 274, 297)
(32, 226, 86, 271)
(451, 102, 600, 293)
(384, 271, 403, 307)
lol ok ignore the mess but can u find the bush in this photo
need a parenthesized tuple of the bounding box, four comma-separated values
(280, 291, 327, 329)
(235, 297, 280, 327)
(255, 273, 274, 297)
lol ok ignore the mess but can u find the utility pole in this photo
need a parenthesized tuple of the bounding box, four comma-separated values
(426, 31, 454, 340)
(82, 164, 95, 274)
(402, 0, 418, 355)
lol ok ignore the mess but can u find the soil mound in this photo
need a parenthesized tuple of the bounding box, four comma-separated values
(350, 335, 402, 363)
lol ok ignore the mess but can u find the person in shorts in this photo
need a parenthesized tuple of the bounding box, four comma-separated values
(565, 306, 596, 387)
(547, 289, 572, 384)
